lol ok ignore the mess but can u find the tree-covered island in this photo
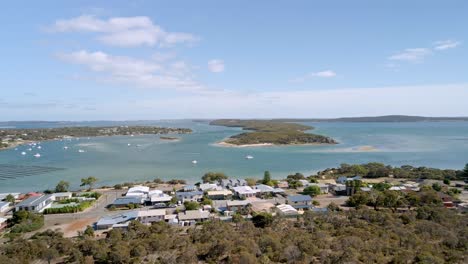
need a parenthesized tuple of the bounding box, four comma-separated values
(210, 119, 337, 146)
(0, 126, 192, 150)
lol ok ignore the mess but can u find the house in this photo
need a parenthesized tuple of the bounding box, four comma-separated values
(0, 202, 9, 213)
(251, 201, 275, 213)
(178, 210, 210, 223)
(111, 197, 143, 208)
(287, 195, 312, 210)
(52, 192, 73, 201)
(0, 217, 7, 231)
(15, 194, 54, 212)
(164, 214, 179, 225)
(95, 211, 138, 230)
(331, 184, 347, 195)
(276, 181, 289, 189)
(199, 183, 221, 192)
(299, 180, 311, 187)
(206, 190, 233, 200)
(226, 200, 250, 212)
(254, 184, 275, 194)
(232, 186, 258, 199)
(336, 175, 362, 184)
(175, 191, 203, 202)
(276, 204, 298, 216)
(148, 191, 173, 204)
(438, 193, 454, 208)
(309, 183, 329, 194)
(183, 185, 197, 192)
(126, 186, 150, 197)
(220, 179, 247, 189)
(137, 209, 166, 224)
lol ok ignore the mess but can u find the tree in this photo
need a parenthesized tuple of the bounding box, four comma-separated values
(463, 163, 468, 177)
(262, 171, 272, 185)
(302, 185, 321, 197)
(55, 180, 70, 193)
(4, 194, 15, 203)
(443, 178, 451, 185)
(245, 178, 258, 186)
(252, 212, 273, 228)
(432, 183, 442, 192)
(84, 225, 94, 237)
(184, 201, 199, 210)
(80, 177, 98, 190)
(202, 172, 228, 183)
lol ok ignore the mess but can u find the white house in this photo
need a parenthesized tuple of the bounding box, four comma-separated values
(126, 186, 150, 197)
(232, 186, 258, 199)
(276, 204, 298, 216)
(206, 190, 233, 200)
(149, 190, 173, 204)
(15, 194, 54, 212)
(137, 209, 166, 224)
(0, 201, 10, 213)
(52, 192, 73, 201)
(178, 210, 210, 225)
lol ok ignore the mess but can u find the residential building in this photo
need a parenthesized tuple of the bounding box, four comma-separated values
(111, 197, 143, 208)
(232, 186, 258, 199)
(220, 178, 247, 189)
(226, 200, 250, 212)
(309, 183, 329, 194)
(178, 210, 210, 225)
(331, 184, 347, 195)
(149, 191, 173, 204)
(0, 202, 9, 213)
(199, 183, 221, 192)
(52, 192, 73, 201)
(183, 185, 197, 192)
(137, 209, 166, 224)
(276, 181, 289, 189)
(125, 186, 150, 198)
(254, 184, 275, 194)
(287, 195, 312, 210)
(95, 211, 138, 230)
(206, 190, 232, 200)
(15, 194, 54, 212)
(276, 204, 298, 216)
(175, 191, 203, 202)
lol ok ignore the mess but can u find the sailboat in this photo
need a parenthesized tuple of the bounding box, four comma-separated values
(245, 155, 254, 160)
(192, 160, 198, 164)
(78, 149, 85, 153)
(21, 152, 26, 155)
(34, 153, 41, 158)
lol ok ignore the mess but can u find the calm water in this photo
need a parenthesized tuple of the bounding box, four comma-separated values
(1, 120, 468, 192)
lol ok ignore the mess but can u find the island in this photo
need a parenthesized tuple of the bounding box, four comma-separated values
(0, 126, 192, 150)
(210, 119, 337, 146)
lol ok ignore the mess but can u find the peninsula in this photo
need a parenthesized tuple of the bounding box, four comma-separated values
(0, 126, 192, 150)
(210, 119, 337, 146)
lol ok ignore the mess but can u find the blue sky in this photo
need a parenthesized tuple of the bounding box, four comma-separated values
(1, 0, 467, 120)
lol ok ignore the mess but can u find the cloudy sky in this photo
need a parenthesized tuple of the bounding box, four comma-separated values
(1, 0, 467, 120)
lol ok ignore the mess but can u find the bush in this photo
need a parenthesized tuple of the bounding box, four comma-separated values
(43, 201, 93, 214)
(9, 211, 44, 233)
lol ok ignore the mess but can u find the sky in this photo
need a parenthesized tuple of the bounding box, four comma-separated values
(1, 0, 467, 121)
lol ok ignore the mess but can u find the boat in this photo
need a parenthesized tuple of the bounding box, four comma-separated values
(192, 160, 198, 164)
(34, 153, 41, 158)
(78, 149, 85, 153)
(37, 146, 42, 149)
(21, 152, 26, 155)
(63, 146, 68, 149)
(27, 148, 32, 151)
(245, 155, 254, 160)
(127, 143, 131, 146)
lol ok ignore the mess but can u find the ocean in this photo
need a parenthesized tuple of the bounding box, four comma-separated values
(1, 120, 467, 192)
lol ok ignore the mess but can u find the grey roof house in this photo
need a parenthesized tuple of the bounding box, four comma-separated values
(286, 195, 313, 210)
(15, 194, 54, 213)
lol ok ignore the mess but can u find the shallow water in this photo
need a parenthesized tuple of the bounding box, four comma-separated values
(1, 120, 467, 192)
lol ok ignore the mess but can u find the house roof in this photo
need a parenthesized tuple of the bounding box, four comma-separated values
(178, 210, 210, 221)
(0, 201, 9, 208)
(53, 192, 72, 197)
(127, 186, 150, 194)
(288, 195, 312, 203)
(254, 184, 275, 192)
(137, 209, 166, 217)
(232, 186, 258, 195)
(149, 193, 172, 202)
(96, 211, 138, 226)
(176, 191, 203, 198)
(184, 185, 197, 191)
(276, 204, 298, 214)
(207, 190, 232, 196)
(199, 183, 220, 191)
(16, 194, 53, 207)
(227, 200, 250, 207)
(112, 197, 142, 205)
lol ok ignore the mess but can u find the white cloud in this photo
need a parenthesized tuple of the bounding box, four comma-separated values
(290, 70, 336, 83)
(434, 40, 461, 50)
(49, 15, 198, 47)
(208, 59, 225, 73)
(57, 50, 204, 92)
(388, 48, 432, 63)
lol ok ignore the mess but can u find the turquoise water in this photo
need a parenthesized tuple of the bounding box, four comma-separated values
(1, 120, 468, 192)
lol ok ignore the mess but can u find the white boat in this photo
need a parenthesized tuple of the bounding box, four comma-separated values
(34, 153, 41, 158)
(37, 146, 42, 149)
(192, 160, 198, 164)
(245, 155, 254, 160)
(27, 148, 32, 151)
(127, 143, 131, 146)
(21, 152, 26, 155)
(78, 149, 85, 153)
(63, 146, 68, 149)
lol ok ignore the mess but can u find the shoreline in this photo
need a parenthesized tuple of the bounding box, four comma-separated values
(214, 140, 335, 148)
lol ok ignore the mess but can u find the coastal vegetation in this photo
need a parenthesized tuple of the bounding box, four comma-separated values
(318, 162, 466, 181)
(1, 203, 466, 263)
(0, 126, 192, 150)
(8, 211, 44, 234)
(210, 119, 337, 146)
(275, 115, 468, 122)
